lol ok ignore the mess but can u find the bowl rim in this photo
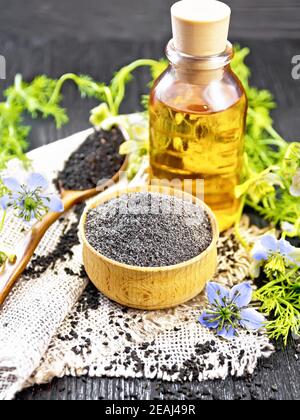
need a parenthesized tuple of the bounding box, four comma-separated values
(79, 185, 219, 273)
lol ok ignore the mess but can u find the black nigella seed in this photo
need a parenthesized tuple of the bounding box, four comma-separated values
(54, 128, 124, 191)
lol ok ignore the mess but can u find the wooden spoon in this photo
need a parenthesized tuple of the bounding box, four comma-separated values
(0, 130, 129, 305)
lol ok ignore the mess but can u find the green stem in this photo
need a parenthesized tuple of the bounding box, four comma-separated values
(257, 278, 284, 294)
(245, 199, 268, 216)
(49, 73, 117, 115)
(261, 138, 288, 151)
(112, 59, 162, 113)
(248, 108, 286, 145)
(0, 210, 6, 232)
(102, 86, 117, 116)
(47, 60, 162, 119)
(49, 73, 79, 104)
(265, 125, 285, 144)
(234, 196, 250, 251)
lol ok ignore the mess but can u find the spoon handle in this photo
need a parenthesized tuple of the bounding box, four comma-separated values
(0, 191, 87, 305)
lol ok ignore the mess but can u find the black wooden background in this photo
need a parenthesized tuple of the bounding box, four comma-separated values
(0, 0, 299, 400)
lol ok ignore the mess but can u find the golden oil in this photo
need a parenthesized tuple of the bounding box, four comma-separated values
(150, 92, 247, 231)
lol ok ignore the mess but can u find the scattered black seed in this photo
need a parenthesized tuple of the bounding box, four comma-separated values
(71, 346, 80, 356)
(238, 350, 245, 361)
(70, 330, 78, 339)
(54, 128, 124, 191)
(212, 392, 221, 400)
(202, 387, 211, 396)
(261, 361, 272, 370)
(23, 204, 85, 279)
(64, 267, 77, 276)
(250, 388, 260, 400)
(255, 381, 262, 388)
(75, 282, 101, 314)
(195, 341, 217, 356)
(85, 192, 213, 267)
(139, 343, 150, 351)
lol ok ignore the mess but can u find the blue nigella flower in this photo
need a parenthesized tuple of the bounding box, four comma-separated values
(251, 234, 300, 277)
(252, 235, 299, 264)
(199, 282, 265, 340)
(0, 173, 64, 223)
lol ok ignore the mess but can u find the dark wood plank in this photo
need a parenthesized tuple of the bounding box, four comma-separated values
(0, 0, 300, 42)
(16, 338, 300, 400)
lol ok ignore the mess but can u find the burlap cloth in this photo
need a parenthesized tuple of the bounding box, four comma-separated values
(0, 120, 274, 400)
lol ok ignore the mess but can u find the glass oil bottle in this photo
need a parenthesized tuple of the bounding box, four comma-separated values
(149, 0, 247, 231)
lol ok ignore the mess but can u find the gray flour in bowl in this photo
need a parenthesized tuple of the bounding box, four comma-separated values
(85, 192, 213, 267)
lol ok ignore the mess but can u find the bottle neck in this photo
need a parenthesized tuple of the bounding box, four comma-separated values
(165, 39, 233, 84)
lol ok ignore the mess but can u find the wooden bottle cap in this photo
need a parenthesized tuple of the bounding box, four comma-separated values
(171, 0, 231, 57)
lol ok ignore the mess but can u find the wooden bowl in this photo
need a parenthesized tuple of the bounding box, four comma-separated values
(79, 186, 219, 310)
